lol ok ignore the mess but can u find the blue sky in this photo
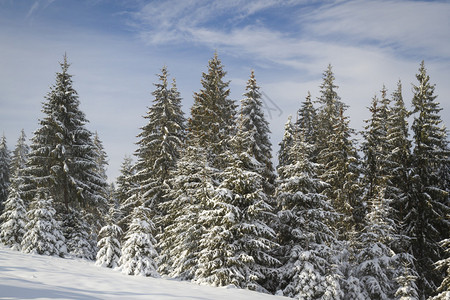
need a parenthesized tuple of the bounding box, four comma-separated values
(1, 0, 449, 181)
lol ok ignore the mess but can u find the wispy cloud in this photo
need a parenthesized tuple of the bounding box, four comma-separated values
(26, 0, 56, 18)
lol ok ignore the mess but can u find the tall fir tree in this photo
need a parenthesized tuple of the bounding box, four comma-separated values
(315, 65, 361, 233)
(188, 52, 237, 170)
(25, 55, 108, 220)
(157, 140, 214, 279)
(132, 66, 185, 221)
(319, 108, 360, 233)
(194, 108, 279, 292)
(240, 70, 276, 195)
(408, 61, 450, 298)
(276, 129, 342, 299)
(0, 130, 29, 250)
(0, 134, 11, 213)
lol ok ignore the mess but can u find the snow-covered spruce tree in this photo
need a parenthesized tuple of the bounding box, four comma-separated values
(131, 66, 185, 220)
(96, 202, 122, 269)
(429, 238, 450, 300)
(157, 139, 214, 279)
(0, 130, 29, 250)
(353, 185, 396, 300)
(394, 260, 419, 300)
(278, 116, 296, 168)
(315, 65, 361, 233)
(0, 134, 11, 213)
(21, 189, 66, 256)
(240, 70, 276, 195)
(276, 129, 342, 299)
(194, 112, 279, 292)
(295, 91, 318, 161)
(385, 81, 412, 236)
(25, 54, 108, 223)
(407, 61, 449, 298)
(120, 199, 158, 277)
(361, 91, 390, 207)
(319, 107, 360, 234)
(93, 132, 108, 186)
(189, 52, 237, 170)
(63, 207, 97, 260)
(115, 155, 137, 232)
(315, 65, 347, 159)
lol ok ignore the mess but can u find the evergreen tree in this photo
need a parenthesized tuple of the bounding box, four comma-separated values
(63, 208, 97, 260)
(385, 81, 412, 238)
(278, 116, 295, 168)
(240, 70, 276, 194)
(354, 186, 396, 300)
(120, 201, 158, 277)
(132, 66, 185, 218)
(189, 52, 237, 170)
(0, 134, 10, 213)
(93, 132, 108, 185)
(408, 61, 449, 297)
(25, 54, 108, 218)
(194, 118, 279, 292)
(295, 91, 318, 160)
(315, 65, 360, 232)
(361, 91, 390, 205)
(429, 238, 450, 300)
(157, 141, 213, 279)
(115, 155, 136, 232)
(276, 130, 342, 299)
(96, 203, 122, 269)
(319, 108, 360, 233)
(21, 190, 66, 256)
(0, 130, 29, 250)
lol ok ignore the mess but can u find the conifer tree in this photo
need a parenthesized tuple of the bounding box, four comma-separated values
(278, 116, 295, 168)
(319, 108, 360, 233)
(361, 91, 390, 204)
(63, 208, 97, 260)
(240, 70, 276, 194)
(354, 186, 396, 300)
(93, 132, 108, 185)
(157, 140, 213, 279)
(120, 201, 158, 277)
(295, 91, 318, 160)
(429, 238, 450, 300)
(0, 130, 29, 250)
(189, 52, 237, 170)
(132, 66, 185, 218)
(0, 134, 10, 213)
(115, 155, 136, 232)
(408, 61, 450, 297)
(25, 55, 108, 218)
(315, 65, 360, 232)
(194, 115, 278, 292)
(21, 190, 66, 256)
(276, 129, 342, 299)
(385, 81, 412, 233)
(96, 202, 122, 269)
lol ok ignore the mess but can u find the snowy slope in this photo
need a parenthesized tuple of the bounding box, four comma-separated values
(0, 245, 288, 300)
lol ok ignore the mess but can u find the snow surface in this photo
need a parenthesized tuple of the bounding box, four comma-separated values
(0, 245, 289, 300)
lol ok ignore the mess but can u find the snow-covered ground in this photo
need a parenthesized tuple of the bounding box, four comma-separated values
(0, 245, 288, 300)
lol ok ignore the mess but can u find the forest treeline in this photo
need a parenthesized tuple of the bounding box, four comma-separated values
(0, 53, 448, 300)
